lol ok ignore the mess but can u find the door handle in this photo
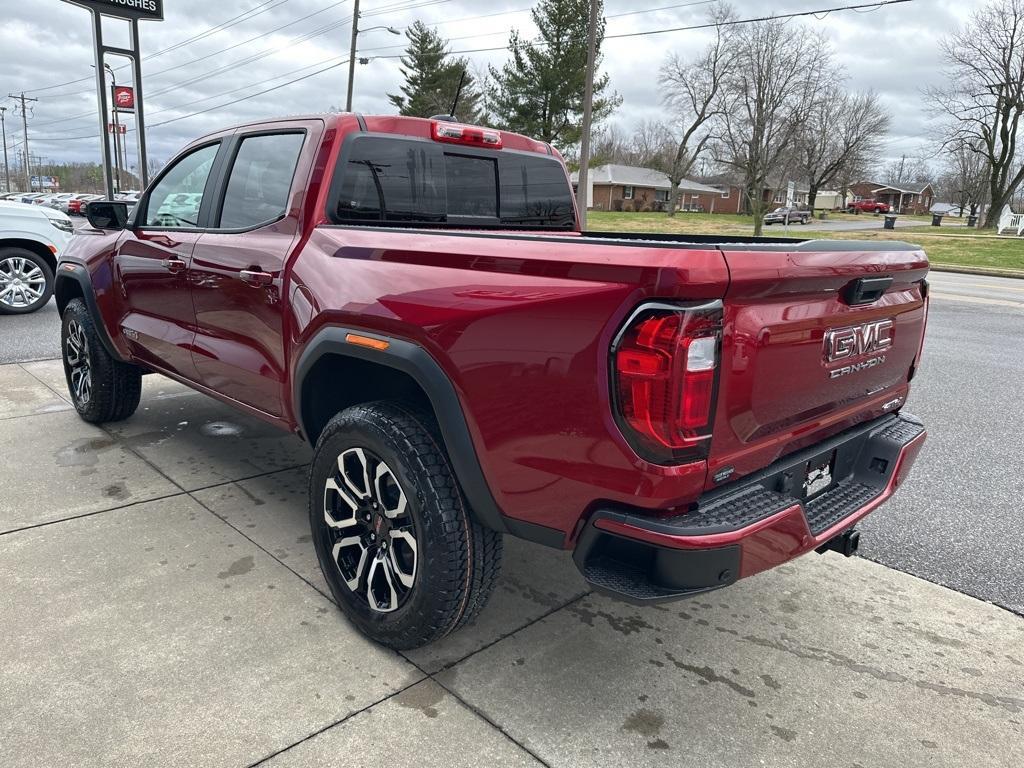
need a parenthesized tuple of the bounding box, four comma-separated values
(164, 258, 186, 274)
(240, 269, 274, 286)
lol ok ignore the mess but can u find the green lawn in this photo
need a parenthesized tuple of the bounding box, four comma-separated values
(585, 211, 1024, 272)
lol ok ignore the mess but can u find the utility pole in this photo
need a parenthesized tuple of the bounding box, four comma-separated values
(0, 106, 10, 194)
(574, 0, 599, 230)
(8, 93, 37, 192)
(345, 0, 360, 112)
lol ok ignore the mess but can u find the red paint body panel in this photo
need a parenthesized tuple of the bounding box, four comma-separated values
(595, 429, 926, 578)
(60, 113, 928, 591)
(289, 227, 729, 534)
(707, 247, 928, 488)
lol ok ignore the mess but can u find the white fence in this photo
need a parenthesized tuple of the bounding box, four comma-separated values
(996, 204, 1024, 235)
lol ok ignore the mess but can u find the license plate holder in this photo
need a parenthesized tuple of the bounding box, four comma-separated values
(803, 449, 837, 500)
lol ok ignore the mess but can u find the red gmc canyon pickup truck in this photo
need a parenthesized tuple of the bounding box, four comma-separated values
(57, 114, 928, 648)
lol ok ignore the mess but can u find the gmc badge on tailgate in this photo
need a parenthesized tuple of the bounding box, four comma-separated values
(824, 319, 893, 378)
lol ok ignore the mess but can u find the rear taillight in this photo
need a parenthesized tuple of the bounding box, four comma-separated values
(431, 120, 503, 148)
(612, 302, 723, 464)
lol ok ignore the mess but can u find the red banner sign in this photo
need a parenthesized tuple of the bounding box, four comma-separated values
(108, 122, 127, 134)
(112, 85, 135, 111)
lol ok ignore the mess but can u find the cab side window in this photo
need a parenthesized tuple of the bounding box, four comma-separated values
(218, 133, 305, 229)
(144, 143, 220, 228)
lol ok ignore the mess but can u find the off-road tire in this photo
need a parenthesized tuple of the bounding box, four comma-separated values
(61, 298, 142, 423)
(0, 247, 54, 315)
(309, 401, 503, 649)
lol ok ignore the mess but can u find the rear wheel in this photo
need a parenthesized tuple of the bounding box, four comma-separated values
(0, 248, 53, 315)
(61, 298, 142, 423)
(309, 402, 503, 649)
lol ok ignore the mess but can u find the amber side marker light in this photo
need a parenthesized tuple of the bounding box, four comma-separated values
(345, 333, 390, 351)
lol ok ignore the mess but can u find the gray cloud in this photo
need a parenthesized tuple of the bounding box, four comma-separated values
(0, 0, 970, 174)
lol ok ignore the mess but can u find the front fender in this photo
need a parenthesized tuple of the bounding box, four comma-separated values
(53, 262, 128, 363)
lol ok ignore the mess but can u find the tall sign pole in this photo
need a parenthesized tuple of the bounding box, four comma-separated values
(131, 18, 151, 188)
(575, 0, 599, 230)
(89, 10, 115, 199)
(62, 0, 164, 198)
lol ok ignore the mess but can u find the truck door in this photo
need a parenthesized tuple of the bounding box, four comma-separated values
(115, 141, 223, 380)
(188, 128, 310, 417)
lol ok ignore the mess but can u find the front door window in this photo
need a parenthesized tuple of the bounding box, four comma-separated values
(144, 144, 219, 228)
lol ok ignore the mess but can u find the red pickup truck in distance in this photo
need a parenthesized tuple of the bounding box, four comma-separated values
(57, 114, 928, 649)
(848, 198, 892, 214)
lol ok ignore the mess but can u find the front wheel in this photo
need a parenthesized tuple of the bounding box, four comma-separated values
(0, 248, 53, 315)
(61, 298, 142, 423)
(309, 402, 503, 649)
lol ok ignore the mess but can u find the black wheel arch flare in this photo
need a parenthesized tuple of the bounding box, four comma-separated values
(53, 263, 128, 363)
(292, 327, 528, 538)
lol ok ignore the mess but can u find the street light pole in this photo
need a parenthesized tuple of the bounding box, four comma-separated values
(0, 106, 10, 194)
(344, 2, 400, 112)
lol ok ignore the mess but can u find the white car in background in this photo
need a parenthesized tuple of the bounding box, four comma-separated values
(0, 201, 75, 314)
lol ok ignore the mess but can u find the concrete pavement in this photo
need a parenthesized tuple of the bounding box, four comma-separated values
(1, 359, 1022, 767)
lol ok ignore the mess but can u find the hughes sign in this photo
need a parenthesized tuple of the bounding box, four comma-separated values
(63, 0, 164, 21)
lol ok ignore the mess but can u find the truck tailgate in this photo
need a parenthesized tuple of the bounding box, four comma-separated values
(707, 241, 929, 489)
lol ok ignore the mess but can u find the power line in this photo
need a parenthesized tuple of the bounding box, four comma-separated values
(30, 57, 351, 142)
(142, 0, 349, 82)
(358, 0, 719, 55)
(364, 0, 914, 59)
(28, 0, 912, 144)
(35, 1, 341, 103)
(29, 0, 444, 129)
(27, 0, 292, 96)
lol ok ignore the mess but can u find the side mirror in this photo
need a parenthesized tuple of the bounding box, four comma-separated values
(85, 200, 130, 230)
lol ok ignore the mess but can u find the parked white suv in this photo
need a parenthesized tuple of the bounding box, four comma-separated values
(0, 201, 75, 314)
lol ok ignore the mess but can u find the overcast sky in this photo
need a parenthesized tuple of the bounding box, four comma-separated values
(0, 0, 970, 176)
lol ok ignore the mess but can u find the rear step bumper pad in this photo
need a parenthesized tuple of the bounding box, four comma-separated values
(573, 413, 926, 603)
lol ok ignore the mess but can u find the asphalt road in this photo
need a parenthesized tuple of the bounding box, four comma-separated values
(858, 271, 1024, 615)
(1, 299, 60, 363)
(1, 271, 1021, 613)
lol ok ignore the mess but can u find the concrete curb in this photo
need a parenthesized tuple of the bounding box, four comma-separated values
(931, 263, 1024, 280)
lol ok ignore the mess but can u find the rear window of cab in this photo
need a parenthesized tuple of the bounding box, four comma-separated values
(327, 134, 575, 230)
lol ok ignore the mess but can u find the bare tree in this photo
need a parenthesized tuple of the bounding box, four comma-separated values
(936, 140, 991, 215)
(798, 86, 891, 210)
(882, 154, 933, 187)
(655, 3, 736, 216)
(927, 0, 1024, 227)
(714, 17, 831, 235)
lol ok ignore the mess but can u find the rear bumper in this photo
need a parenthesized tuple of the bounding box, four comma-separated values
(572, 413, 926, 603)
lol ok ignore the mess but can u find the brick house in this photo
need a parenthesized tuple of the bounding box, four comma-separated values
(571, 164, 732, 212)
(848, 181, 935, 214)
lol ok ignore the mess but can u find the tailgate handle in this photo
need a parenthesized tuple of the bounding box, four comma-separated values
(842, 276, 892, 306)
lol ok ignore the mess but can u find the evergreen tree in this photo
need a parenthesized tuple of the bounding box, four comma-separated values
(387, 21, 483, 123)
(487, 0, 619, 148)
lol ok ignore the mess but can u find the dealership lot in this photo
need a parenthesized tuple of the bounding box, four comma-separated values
(2, 290, 1023, 766)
